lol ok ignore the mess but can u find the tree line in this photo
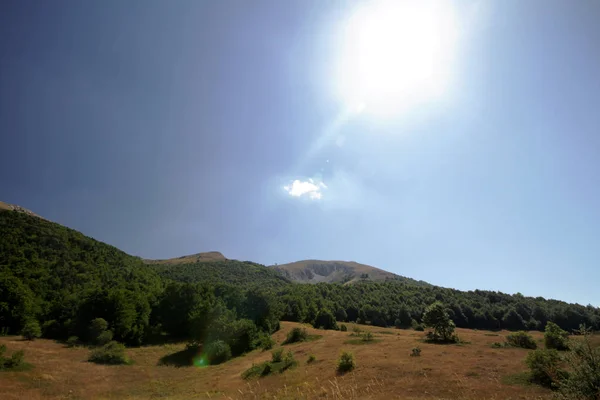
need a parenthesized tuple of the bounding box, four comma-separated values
(1, 211, 599, 361)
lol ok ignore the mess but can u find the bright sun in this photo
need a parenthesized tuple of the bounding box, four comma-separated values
(336, 0, 458, 117)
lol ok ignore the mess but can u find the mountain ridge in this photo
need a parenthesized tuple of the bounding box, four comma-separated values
(272, 259, 430, 286)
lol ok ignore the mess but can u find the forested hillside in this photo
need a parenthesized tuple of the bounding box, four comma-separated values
(1, 207, 599, 358)
(0, 211, 281, 357)
(151, 259, 290, 289)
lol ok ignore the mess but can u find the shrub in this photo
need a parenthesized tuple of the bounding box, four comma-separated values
(88, 341, 130, 365)
(544, 321, 569, 351)
(411, 319, 425, 331)
(255, 331, 275, 351)
(492, 341, 508, 348)
(410, 347, 421, 357)
(0, 345, 25, 370)
(96, 330, 113, 346)
(313, 309, 338, 330)
(337, 351, 355, 373)
(422, 302, 457, 343)
(361, 332, 374, 342)
(89, 318, 109, 343)
(558, 325, 600, 399)
(394, 318, 402, 329)
(42, 320, 62, 339)
(283, 350, 295, 365)
(271, 348, 284, 363)
(283, 327, 308, 344)
(525, 348, 565, 388)
(242, 350, 296, 379)
(21, 320, 41, 341)
(205, 340, 232, 365)
(66, 336, 79, 347)
(506, 331, 537, 349)
(307, 354, 316, 364)
(340, 324, 348, 332)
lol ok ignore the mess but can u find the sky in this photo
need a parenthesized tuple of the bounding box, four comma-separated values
(1, 0, 599, 306)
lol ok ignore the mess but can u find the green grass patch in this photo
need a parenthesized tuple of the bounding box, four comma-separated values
(0, 362, 33, 372)
(501, 372, 533, 386)
(484, 333, 500, 336)
(344, 338, 382, 345)
(241, 350, 297, 379)
(282, 328, 321, 345)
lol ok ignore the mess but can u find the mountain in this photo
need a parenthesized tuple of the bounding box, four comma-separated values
(272, 259, 430, 286)
(0, 200, 44, 219)
(144, 251, 226, 265)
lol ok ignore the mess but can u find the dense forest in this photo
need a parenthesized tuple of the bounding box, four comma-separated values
(1, 210, 599, 360)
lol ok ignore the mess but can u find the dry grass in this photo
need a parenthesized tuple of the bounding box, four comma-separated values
(2, 322, 588, 400)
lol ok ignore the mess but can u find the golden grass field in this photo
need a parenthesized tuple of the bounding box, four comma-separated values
(2, 322, 592, 400)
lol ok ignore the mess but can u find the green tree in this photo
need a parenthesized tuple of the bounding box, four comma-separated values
(422, 302, 457, 342)
(544, 321, 569, 351)
(314, 309, 338, 330)
(21, 320, 41, 341)
(89, 318, 109, 343)
(557, 325, 600, 399)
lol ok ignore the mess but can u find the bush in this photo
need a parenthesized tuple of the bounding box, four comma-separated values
(526, 349, 565, 388)
(255, 332, 275, 351)
(89, 318, 109, 342)
(411, 319, 425, 331)
(88, 341, 130, 365)
(242, 350, 296, 379)
(492, 341, 509, 348)
(205, 340, 232, 365)
(340, 324, 348, 332)
(558, 325, 600, 399)
(410, 347, 421, 357)
(283, 327, 308, 344)
(544, 321, 569, 351)
(313, 309, 338, 330)
(352, 326, 362, 334)
(0, 345, 25, 370)
(271, 348, 284, 363)
(422, 302, 457, 343)
(337, 351, 355, 373)
(307, 354, 316, 364)
(283, 350, 295, 365)
(41, 320, 62, 339)
(394, 318, 402, 329)
(506, 331, 537, 349)
(96, 330, 113, 346)
(66, 336, 79, 347)
(361, 332, 374, 342)
(21, 320, 41, 341)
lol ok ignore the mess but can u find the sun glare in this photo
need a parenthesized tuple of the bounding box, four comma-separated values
(336, 0, 458, 117)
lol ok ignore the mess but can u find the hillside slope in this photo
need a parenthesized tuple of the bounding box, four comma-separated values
(144, 251, 226, 265)
(0, 200, 44, 219)
(0, 206, 163, 342)
(273, 259, 429, 286)
(150, 259, 291, 289)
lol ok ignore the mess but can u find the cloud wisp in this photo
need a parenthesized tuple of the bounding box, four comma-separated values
(283, 178, 327, 200)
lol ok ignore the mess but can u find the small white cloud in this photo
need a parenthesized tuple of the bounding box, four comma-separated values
(283, 178, 326, 200)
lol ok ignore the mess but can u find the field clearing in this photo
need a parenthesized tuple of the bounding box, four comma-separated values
(2, 322, 589, 400)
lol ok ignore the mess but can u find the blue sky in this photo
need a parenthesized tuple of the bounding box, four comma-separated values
(1, 0, 599, 306)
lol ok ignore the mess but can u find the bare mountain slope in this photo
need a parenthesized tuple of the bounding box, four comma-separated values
(0, 200, 45, 219)
(272, 260, 399, 284)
